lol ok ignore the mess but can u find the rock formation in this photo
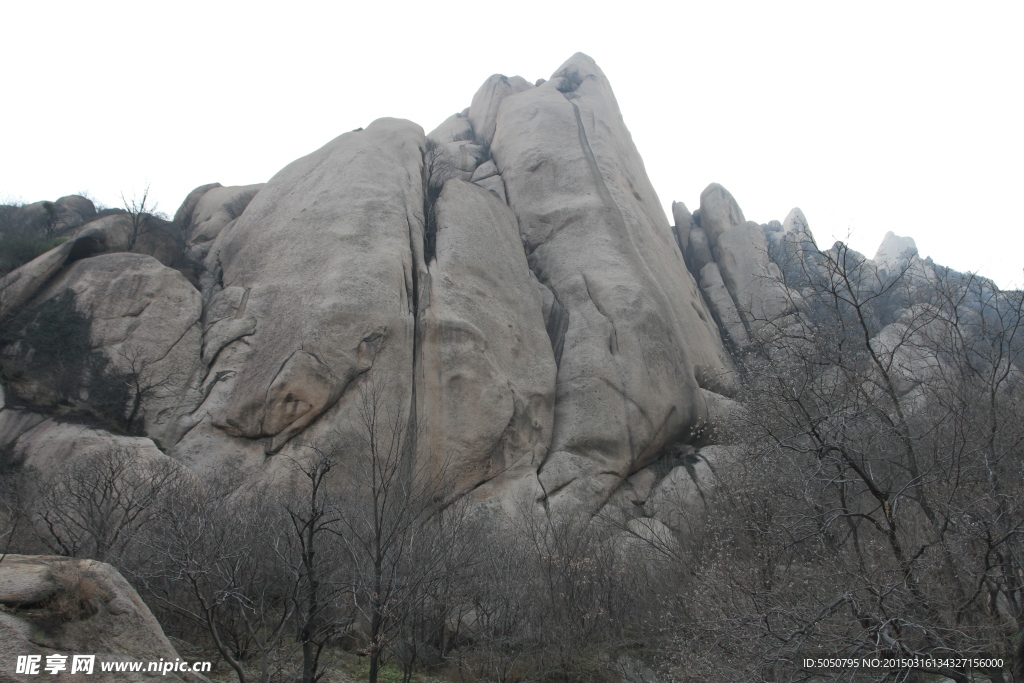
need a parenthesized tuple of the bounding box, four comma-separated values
(0, 52, 986, 522)
(0, 556, 201, 683)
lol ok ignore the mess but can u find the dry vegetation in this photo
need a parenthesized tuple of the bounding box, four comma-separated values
(1, 243, 1021, 683)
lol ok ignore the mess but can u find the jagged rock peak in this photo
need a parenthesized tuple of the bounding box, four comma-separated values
(699, 183, 745, 247)
(782, 207, 809, 233)
(874, 230, 918, 268)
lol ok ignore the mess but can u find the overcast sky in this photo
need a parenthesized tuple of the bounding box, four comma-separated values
(2, 1, 1021, 287)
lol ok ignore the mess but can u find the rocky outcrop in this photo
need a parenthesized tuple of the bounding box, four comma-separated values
(699, 262, 749, 347)
(715, 221, 795, 331)
(1, 418, 171, 472)
(190, 118, 425, 457)
(643, 444, 734, 530)
(416, 180, 556, 503)
(42, 254, 202, 444)
(176, 183, 263, 263)
(491, 53, 736, 511)
(699, 183, 745, 248)
(671, 200, 695, 257)
(4, 53, 1002, 527)
(67, 214, 181, 267)
(0, 556, 200, 683)
(468, 74, 532, 148)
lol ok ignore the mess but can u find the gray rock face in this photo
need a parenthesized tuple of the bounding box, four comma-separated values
(644, 445, 734, 530)
(473, 174, 507, 202)
(469, 75, 514, 148)
(416, 180, 556, 500)
(35, 254, 204, 445)
(0, 556, 199, 683)
(874, 231, 919, 279)
(3, 418, 171, 473)
(0, 241, 75, 317)
(671, 200, 695, 256)
(699, 262, 749, 347)
(69, 214, 181, 267)
(199, 118, 425, 454)
(0, 408, 45, 450)
(491, 53, 735, 511)
(781, 207, 809, 234)
(55, 195, 97, 232)
(715, 221, 795, 331)
(176, 183, 263, 262)
(468, 75, 533, 148)
(686, 227, 714, 276)
(699, 183, 745, 247)
(428, 112, 473, 145)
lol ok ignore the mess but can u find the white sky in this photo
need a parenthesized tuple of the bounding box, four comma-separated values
(2, 1, 1021, 287)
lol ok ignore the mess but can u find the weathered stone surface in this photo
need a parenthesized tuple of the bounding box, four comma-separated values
(416, 181, 556, 501)
(0, 241, 74, 317)
(601, 466, 659, 524)
(55, 195, 97, 232)
(782, 207, 809, 234)
(0, 408, 45, 449)
(696, 389, 744, 445)
(427, 112, 474, 145)
(469, 74, 514, 148)
(671, 200, 695, 256)
(0, 556, 200, 683)
(536, 278, 569, 368)
(470, 160, 498, 182)
(699, 262, 749, 347)
(177, 183, 263, 262)
(491, 53, 735, 511)
(699, 183, 745, 247)
(194, 118, 425, 455)
(874, 231, 919, 279)
(474, 174, 507, 203)
(507, 76, 533, 94)
(4, 419, 169, 472)
(686, 227, 714, 275)
(69, 214, 180, 267)
(35, 253, 204, 445)
(715, 221, 795, 331)
(644, 445, 734, 529)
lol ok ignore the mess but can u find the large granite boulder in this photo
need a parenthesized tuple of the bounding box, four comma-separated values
(28, 254, 203, 445)
(54, 195, 97, 233)
(698, 183, 745, 248)
(1, 418, 169, 472)
(699, 262, 749, 347)
(468, 74, 532, 148)
(490, 53, 736, 511)
(67, 214, 181, 267)
(416, 180, 556, 503)
(715, 221, 795, 332)
(189, 118, 425, 457)
(0, 556, 201, 683)
(175, 183, 263, 263)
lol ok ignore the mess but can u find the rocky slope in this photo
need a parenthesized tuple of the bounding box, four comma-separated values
(0, 53, 981, 520)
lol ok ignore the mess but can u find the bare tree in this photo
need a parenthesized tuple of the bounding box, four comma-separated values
(29, 445, 185, 562)
(280, 443, 348, 683)
(114, 343, 179, 433)
(668, 242, 1024, 682)
(121, 185, 156, 252)
(330, 374, 476, 683)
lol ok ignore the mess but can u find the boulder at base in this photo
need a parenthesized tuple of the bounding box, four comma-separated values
(0, 556, 204, 683)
